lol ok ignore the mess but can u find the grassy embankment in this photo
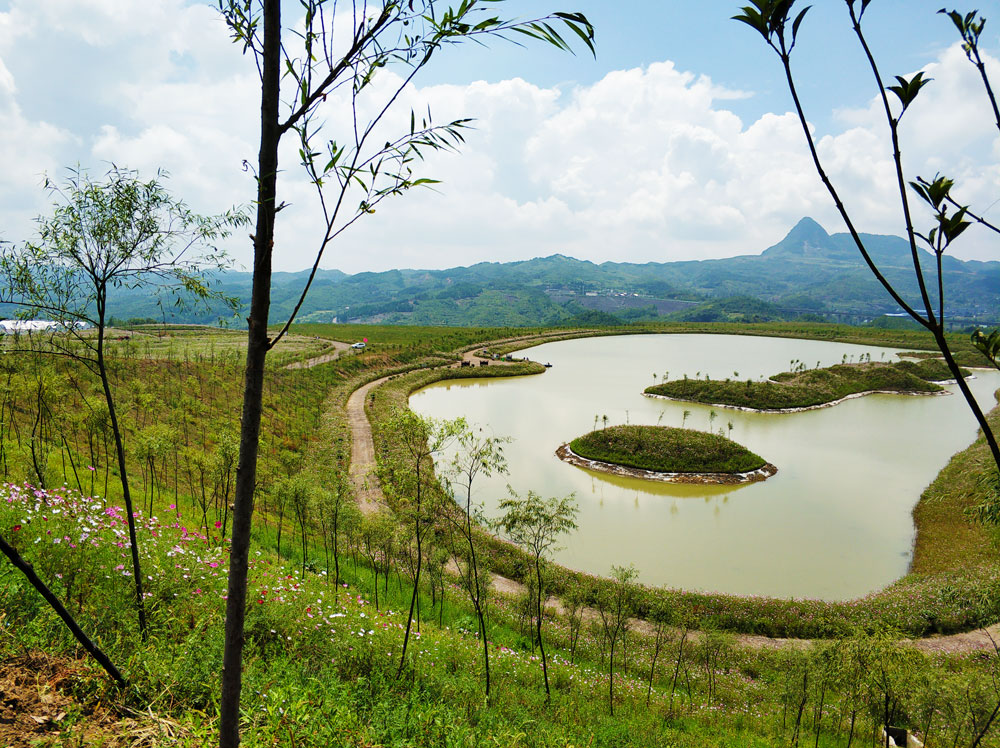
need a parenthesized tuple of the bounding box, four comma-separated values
(1, 322, 1000, 747)
(569, 425, 767, 474)
(11, 477, 1000, 748)
(645, 359, 964, 411)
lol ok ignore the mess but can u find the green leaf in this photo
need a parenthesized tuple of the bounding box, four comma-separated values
(553, 12, 596, 57)
(941, 207, 970, 244)
(909, 174, 954, 210)
(887, 71, 932, 113)
(732, 6, 770, 39)
(791, 6, 811, 41)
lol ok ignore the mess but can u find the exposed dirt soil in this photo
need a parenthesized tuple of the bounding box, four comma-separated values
(0, 650, 198, 747)
(347, 376, 391, 516)
(0, 651, 119, 747)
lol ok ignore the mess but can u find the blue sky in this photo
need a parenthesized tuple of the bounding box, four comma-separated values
(429, 1, 958, 131)
(0, 0, 998, 273)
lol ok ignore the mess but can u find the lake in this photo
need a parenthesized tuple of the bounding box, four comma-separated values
(410, 334, 1000, 600)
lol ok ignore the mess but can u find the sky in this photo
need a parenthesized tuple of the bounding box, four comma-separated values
(1, 0, 999, 274)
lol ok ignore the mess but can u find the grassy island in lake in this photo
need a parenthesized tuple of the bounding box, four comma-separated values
(645, 359, 966, 411)
(569, 424, 767, 474)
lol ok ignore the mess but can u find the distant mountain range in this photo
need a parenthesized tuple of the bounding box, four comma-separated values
(108, 217, 1000, 328)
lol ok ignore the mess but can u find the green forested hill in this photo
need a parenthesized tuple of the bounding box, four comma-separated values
(100, 217, 1000, 327)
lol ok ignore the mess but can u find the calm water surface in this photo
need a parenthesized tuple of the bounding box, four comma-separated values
(409, 334, 1000, 600)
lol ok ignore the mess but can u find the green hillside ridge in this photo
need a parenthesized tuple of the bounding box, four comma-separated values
(569, 425, 767, 474)
(70, 217, 1000, 327)
(645, 360, 958, 410)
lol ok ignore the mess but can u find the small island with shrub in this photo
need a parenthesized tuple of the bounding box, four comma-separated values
(557, 424, 777, 485)
(644, 359, 967, 412)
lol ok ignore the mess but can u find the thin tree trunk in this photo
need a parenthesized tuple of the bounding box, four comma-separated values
(97, 324, 147, 642)
(792, 669, 808, 747)
(333, 516, 340, 601)
(608, 637, 616, 717)
(936, 330, 1000, 472)
(647, 626, 665, 707)
(219, 0, 280, 743)
(398, 494, 423, 676)
(535, 556, 550, 702)
(63, 436, 83, 494)
(467, 492, 490, 697)
(971, 699, 1000, 748)
(668, 629, 687, 717)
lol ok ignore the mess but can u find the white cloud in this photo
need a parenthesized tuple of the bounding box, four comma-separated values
(829, 42, 1000, 255)
(0, 47, 75, 243)
(0, 4, 998, 272)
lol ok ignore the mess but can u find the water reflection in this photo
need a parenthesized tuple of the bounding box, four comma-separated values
(575, 464, 743, 499)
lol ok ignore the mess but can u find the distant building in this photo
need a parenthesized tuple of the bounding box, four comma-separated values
(0, 319, 88, 334)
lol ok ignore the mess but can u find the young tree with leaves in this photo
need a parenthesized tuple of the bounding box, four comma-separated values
(316, 469, 355, 599)
(381, 408, 461, 676)
(598, 563, 638, 716)
(0, 166, 242, 642)
(444, 421, 510, 697)
(286, 475, 313, 578)
(496, 489, 578, 703)
(214, 2, 594, 742)
(646, 596, 672, 707)
(734, 0, 1000, 479)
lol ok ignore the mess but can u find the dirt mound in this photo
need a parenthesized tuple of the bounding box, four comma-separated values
(0, 651, 123, 747)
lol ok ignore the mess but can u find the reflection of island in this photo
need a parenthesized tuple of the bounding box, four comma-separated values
(588, 470, 739, 499)
(557, 425, 777, 486)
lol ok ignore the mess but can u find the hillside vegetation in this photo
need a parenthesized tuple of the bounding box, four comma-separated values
(73, 218, 1000, 328)
(2, 323, 1000, 747)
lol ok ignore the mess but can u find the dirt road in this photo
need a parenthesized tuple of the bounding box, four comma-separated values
(346, 375, 392, 515)
(285, 340, 351, 370)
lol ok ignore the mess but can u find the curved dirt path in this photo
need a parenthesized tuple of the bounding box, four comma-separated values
(343, 334, 1000, 654)
(285, 340, 351, 370)
(345, 354, 523, 514)
(347, 375, 392, 515)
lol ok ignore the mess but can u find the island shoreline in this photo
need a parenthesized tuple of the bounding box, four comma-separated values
(643, 387, 951, 414)
(555, 443, 778, 485)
